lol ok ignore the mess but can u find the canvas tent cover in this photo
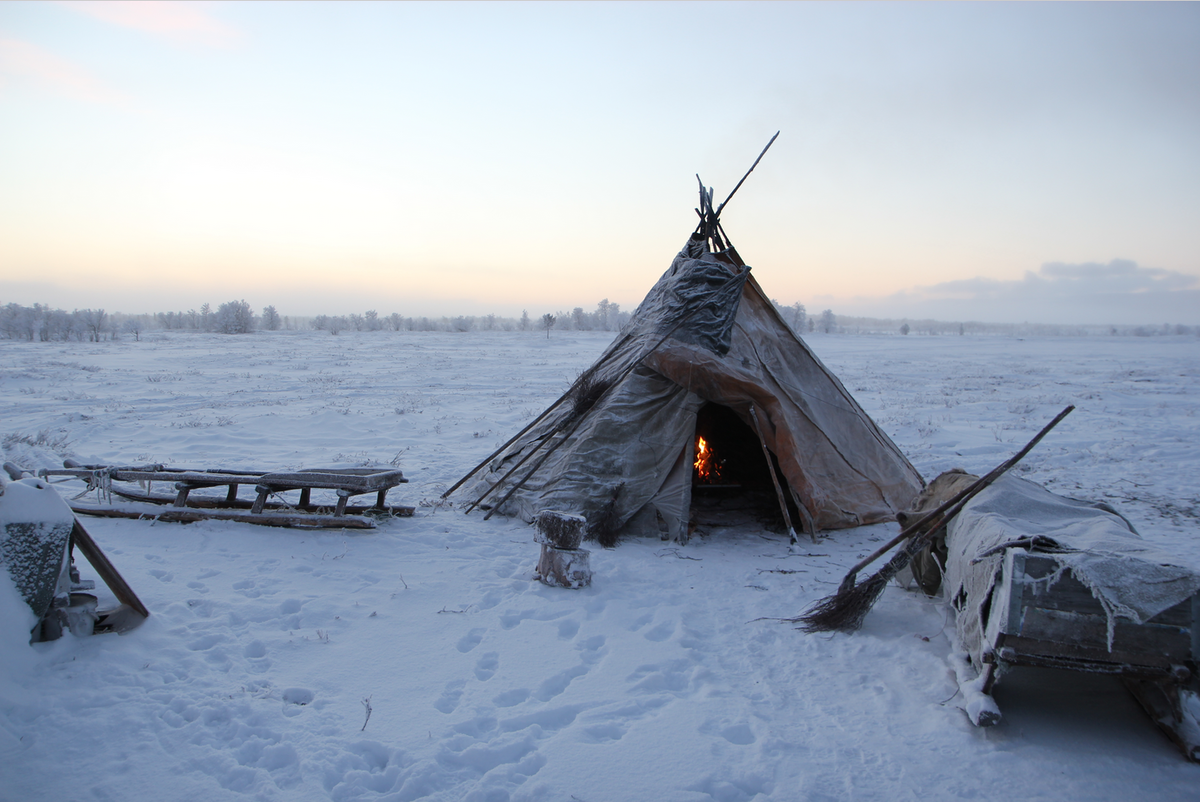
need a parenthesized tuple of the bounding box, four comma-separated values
(462, 235, 923, 541)
(945, 474, 1200, 666)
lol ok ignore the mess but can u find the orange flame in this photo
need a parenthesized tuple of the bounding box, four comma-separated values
(694, 435, 721, 483)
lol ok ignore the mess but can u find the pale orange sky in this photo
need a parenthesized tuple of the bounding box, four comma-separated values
(2, 1, 1197, 324)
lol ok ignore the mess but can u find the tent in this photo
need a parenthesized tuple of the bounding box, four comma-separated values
(451, 175, 924, 544)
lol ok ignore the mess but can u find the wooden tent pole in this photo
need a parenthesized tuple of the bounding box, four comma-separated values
(749, 406, 803, 546)
(442, 332, 636, 500)
(715, 131, 779, 217)
(469, 268, 750, 517)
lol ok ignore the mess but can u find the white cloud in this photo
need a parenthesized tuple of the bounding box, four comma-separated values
(828, 261, 1200, 325)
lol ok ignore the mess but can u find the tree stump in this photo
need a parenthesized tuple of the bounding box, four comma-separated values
(534, 510, 585, 549)
(536, 544, 591, 589)
(534, 510, 591, 588)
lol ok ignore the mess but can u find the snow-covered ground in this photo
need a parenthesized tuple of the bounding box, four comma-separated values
(1, 330, 1198, 801)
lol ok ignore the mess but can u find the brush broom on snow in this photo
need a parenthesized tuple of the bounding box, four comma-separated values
(794, 405, 1074, 633)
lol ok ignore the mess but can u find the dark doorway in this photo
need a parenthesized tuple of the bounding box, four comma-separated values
(690, 402, 793, 533)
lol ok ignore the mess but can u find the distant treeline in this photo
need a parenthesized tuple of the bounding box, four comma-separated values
(1, 299, 1195, 342)
(0, 299, 634, 341)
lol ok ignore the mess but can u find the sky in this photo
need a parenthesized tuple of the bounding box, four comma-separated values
(1, 1, 1198, 325)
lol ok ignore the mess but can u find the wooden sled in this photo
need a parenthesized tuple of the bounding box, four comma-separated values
(42, 461, 413, 530)
(970, 549, 1200, 761)
(903, 471, 1200, 760)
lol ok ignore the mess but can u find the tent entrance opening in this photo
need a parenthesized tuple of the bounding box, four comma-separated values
(689, 403, 788, 531)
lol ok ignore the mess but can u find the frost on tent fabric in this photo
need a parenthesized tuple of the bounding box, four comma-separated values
(449, 158, 923, 547)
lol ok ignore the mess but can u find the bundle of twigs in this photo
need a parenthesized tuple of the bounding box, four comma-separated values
(794, 405, 1074, 633)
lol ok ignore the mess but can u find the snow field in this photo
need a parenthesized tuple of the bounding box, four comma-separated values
(1, 330, 1197, 800)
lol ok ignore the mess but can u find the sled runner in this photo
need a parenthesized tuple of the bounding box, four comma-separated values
(41, 460, 413, 530)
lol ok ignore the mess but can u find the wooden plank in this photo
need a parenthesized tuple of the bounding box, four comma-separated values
(47, 468, 266, 486)
(71, 504, 377, 529)
(1020, 555, 1193, 627)
(255, 469, 407, 492)
(108, 487, 414, 516)
(1016, 606, 1191, 661)
(70, 519, 149, 619)
(1123, 678, 1200, 763)
(996, 632, 1182, 672)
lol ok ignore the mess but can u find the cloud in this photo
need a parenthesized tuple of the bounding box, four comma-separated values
(830, 261, 1200, 325)
(0, 36, 132, 106)
(61, 1, 241, 49)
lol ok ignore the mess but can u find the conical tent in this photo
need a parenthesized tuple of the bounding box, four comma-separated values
(455, 232, 925, 544)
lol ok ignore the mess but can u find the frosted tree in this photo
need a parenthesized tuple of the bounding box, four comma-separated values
(261, 305, 281, 331)
(520, 310, 531, 331)
(790, 302, 806, 333)
(215, 300, 255, 334)
(596, 299, 611, 331)
(541, 313, 556, 339)
(82, 308, 107, 342)
(819, 309, 836, 334)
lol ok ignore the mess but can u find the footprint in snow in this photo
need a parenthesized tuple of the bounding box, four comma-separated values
(474, 652, 499, 681)
(492, 688, 530, 708)
(282, 688, 314, 706)
(643, 620, 676, 642)
(457, 627, 485, 653)
(435, 680, 466, 714)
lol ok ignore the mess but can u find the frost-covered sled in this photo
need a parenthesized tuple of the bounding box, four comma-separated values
(1, 463, 148, 642)
(41, 460, 414, 530)
(905, 471, 1200, 761)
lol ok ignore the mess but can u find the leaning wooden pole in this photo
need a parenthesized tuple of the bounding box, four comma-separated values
(749, 406, 802, 546)
(471, 267, 750, 517)
(442, 332, 635, 501)
(795, 405, 1074, 633)
(71, 518, 149, 619)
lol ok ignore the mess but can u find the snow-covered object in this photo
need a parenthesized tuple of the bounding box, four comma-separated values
(2, 331, 1200, 797)
(534, 544, 592, 588)
(464, 236, 924, 540)
(533, 510, 587, 550)
(0, 477, 74, 623)
(945, 474, 1200, 666)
